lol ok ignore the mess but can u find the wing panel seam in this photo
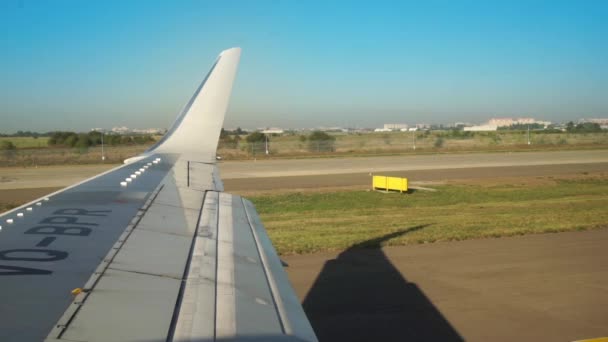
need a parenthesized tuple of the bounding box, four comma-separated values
(48, 183, 166, 340)
(166, 190, 208, 341)
(241, 196, 289, 334)
(213, 191, 220, 340)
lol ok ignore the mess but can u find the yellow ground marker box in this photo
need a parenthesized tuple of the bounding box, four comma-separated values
(373, 175, 408, 193)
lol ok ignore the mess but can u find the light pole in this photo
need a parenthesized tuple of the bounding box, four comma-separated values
(265, 134, 269, 155)
(101, 131, 105, 161)
(412, 130, 416, 150)
(527, 125, 531, 145)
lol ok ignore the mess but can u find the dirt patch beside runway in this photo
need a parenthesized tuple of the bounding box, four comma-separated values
(0, 164, 116, 190)
(285, 229, 608, 341)
(0, 187, 62, 211)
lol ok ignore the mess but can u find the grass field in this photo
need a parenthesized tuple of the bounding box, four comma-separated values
(0, 145, 150, 167)
(249, 176, 608, 255)
(0, 136, 49, 148)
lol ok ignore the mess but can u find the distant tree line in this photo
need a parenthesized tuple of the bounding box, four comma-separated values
(218, 129, 337, 154)
(48, 131, 155, 148)
(221, 127, 248, 137)
(242, 131, 265, 153)
(437, 129, 475, 139)
(218, 127, 248, 149)
(0, 131, 51, 138)
(566, 122, 603, 133)
(306, 131, 336, 152)
(278, 131, 338, 153)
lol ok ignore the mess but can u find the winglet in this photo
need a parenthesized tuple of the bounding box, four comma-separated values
(127, 48, 241, 163)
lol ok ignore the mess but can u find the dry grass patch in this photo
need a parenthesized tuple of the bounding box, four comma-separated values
(249, 177, 608, 255)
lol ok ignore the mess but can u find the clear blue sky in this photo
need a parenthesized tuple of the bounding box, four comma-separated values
(1, 0, 606, 132)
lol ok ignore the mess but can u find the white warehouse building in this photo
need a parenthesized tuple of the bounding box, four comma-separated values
(464, 125, 498, 132)
(383, 123, 409, 130)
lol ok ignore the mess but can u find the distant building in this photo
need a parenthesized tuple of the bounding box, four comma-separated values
(487, 117, 551, 128)
(112, 126, 129, 134)
(102, 127, 163, 135)
(464, 125, 498, 132)
(107, 126, 166, 134)
(383, 123, 408, 130)
(582, 118, 608, 124)
(131, 128, 164, 134)
(374, 128, 392, 132)
(317, 127, 345, 132)
(581, 118, 608, 129)
(260, 128, 284, 134)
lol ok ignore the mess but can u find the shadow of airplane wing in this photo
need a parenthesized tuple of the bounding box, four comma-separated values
(302, 225, 463, 341)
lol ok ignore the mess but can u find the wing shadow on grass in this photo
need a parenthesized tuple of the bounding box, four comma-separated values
(302, 225, 463, 341)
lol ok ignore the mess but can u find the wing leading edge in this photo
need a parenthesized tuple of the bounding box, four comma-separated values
(0, 48, 317, 341)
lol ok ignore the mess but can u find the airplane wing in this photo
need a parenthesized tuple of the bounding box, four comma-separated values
(0, 48, 317, 342)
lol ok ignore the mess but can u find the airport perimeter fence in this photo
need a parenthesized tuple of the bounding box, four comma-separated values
(1, 131, 607, 167)
(217, 131, 608, 159)
(0, 145, 150, 167)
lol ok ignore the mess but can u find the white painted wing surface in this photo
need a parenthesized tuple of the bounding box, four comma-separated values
(0, 48, 317, 342)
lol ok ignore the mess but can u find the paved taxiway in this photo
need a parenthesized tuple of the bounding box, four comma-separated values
(2, 150, 607, 190)
(219, 149, 608, 179)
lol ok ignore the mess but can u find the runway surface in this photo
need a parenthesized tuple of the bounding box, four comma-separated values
(223, 162, 608, 192)
(2, 150, 607, 190)
(219, 149, 608, 179)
